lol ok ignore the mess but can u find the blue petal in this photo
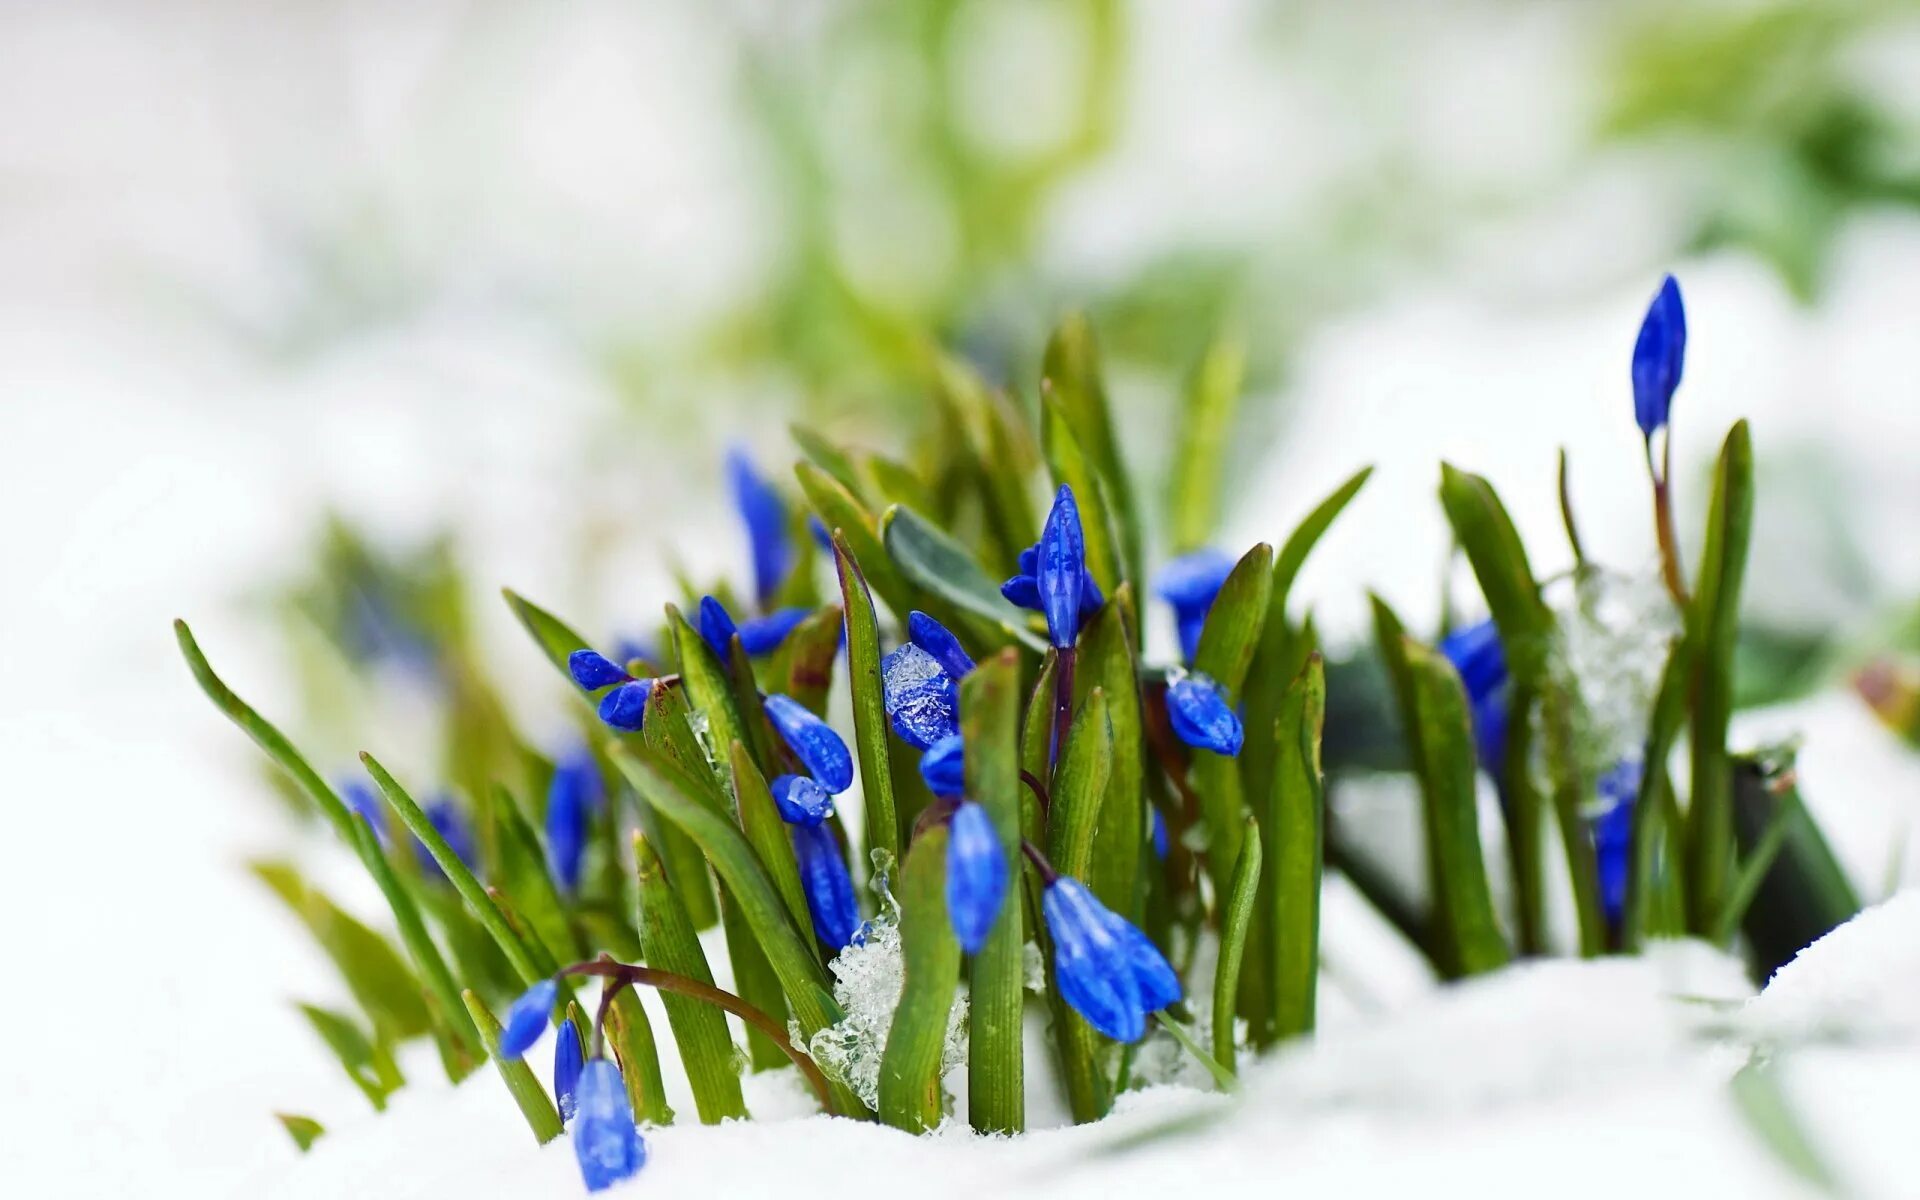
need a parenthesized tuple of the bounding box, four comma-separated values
(739, 607, 812, 656)
(771, 773, 834, 827)
(597, 679, 653, 732)
(1108, 911, 1182, 1012)
(1038, 486, 1089, 648)
(416, 797, 478, 879)
(1440, 619, 1507, 706)
(919, 732, 966, 798)
(808, 515, 834, 553)
(1175, 612, 1208, 666)
(881, 644, 960, 750)
(1594, 759, 1642, 927)
(1166, 675, 1244, 757)
(699, 595, 739, 661)
(569, 649, 630, 691)
(1631, 274, 1687, 437)
(1043, 878, 1145, 1043)
(1000, 574, 1041, 610)
(908, 611, 975, 679)
(793, 821, 860, 950)
(728, 447, 793, 606)
(547, 769, 590, 893)
(499, 979, 558, 1058)
(1155, 548, 1236, 613)
(573, 1058, 647, 1191)
(554, 1021, 585, 1123)
(764, 694, 854, 793)
(945, 802, 1007, 955)
(1151, 807, 1169, 861)
(341, 779, 388, 846)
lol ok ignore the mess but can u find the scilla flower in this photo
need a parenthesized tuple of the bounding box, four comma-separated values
(764, 694, 854, 793)
(554, 1020, 585, 1123)
(547, 744, 602, 893)
(882, 611, 974, 749)
(573, 1057, 647, 1191)
(1155, 548, 1235, 664)
(771, 773, 834, 827)
(728, 447, 793, 607)
(568, 649, 655, 733)
(1440, 619, 1508, 774)
(1631, 274, 1686, 437)
(1594, 758, 1642, 928)
(945, 801, 1007, 954)
(499, 978, 558, 1058)
(919, 733, 965, 797)
(1002, 485, 1103, 647)
(792, 821, 860, 950)
(1165, 674, 1244, 756)
(1042, 876, 1181, 1043)
(700, 595, 813, 660)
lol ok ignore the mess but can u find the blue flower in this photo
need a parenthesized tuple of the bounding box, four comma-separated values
(771, 773, 834, 827)
(1151, 807, 1169, 861)
(919, 733, 966, 797)
(341, 779, 388, 845)
(572, 1057, 647, 1192)
(740, 607, 813, 656)
(1165, 675, 1244, 757)
(569, 650, 630, 690)
(568, 648, 655, 733)
(1002, 486, 1103, 646)
(1594, 758, 1642, 927)
(764, 694, 854, 793)
(1042, 877, 1181, 1043)
(908, 611, 975, 679)
(698, 595, 739, 660)
(416, 796, 478, 879)
(1631, 274, 1686, 437)
(547, 745, 601, 893)
(881, 643, 961, 750)
(499, 978, 558, 1058)
(728, 447, 793, 607)
(945, 801, 1007, 954)
(1155, 548, 1235, 664)
(1441, 619, 1509, 774)
(792, 821, 860, 950)
(554, 1020, 585, 1123)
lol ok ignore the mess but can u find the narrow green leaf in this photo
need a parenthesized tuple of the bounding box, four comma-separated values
(1043, 314, 1143, 597)
(1168, 332, 1245, 553)
(731, 741, 813, 942)
(930, 355, 1039, 575)
(798, 461, 915, 622)
(832, 531, 900, 867)
(1191, 544, 1274, 903)
(769, 604, 843, 716)
(462, 989, 564, 1145)
(275, 1113, 326, 1153)
(605, 987, 674, 1125)
(1041, 397, 1127, 598)
(250, 862, 431, 1042)
(667, 606, 749, 784)
(1437, 464, 1553, 663)
(1686, 421, 1755, 937)
(1021, 651, 1060, 787)
(1049, 686, 1113, 1122)
(491, 784, 583, 968)
(1730, 1058, 1843, 1196)
(1211, 816, 1262, 1076)
(1078, 590, 1145, 917)
(790, 424, 870, 503)
(298, 1002, 403, 1111)
(637, 684, 722, 930)
(1265, 654, 1325, 1044)
(502, 588, 593, 682)
(725, 633, 784, 782)
(881, 504, 1049, 651)
(962, 649, 1025, 1133)
(634, 834, 748, 1123)
(1151, 1011, 1237, 1094)
(721, 885, 791, 1073)
(878, 825, 962, 1133)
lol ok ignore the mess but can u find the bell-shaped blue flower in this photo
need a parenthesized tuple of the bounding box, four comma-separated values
(1155, 548, 1235, 664)
(1166, 674, 1244, 757)
(572, 1057, 647, 1192)
(945, 801, 1006, 954)
(554, 1020, 585, 1123)
(908, 611, 975, 680)
(1001, 487, 1103, 645)
(728, 447, 793, 607)
(919, 733, 965, 797)
(597, 679, 653, 733)
(547, 746, 601, 892)
(499, 978, 558, 1058)
(1042, 877, 1181, 1043)
(1631, 274, 1686, 437)
(1441, 619, 1509, 774)
(881, 643, 960, 750)
(764, 694, 854, 793)
(771, 773, 834, 827)
(792, 821, 860, 950)
(1594, 758, 1642, 927)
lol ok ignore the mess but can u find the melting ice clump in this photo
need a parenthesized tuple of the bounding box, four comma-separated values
(1545, 568, 1678, 811)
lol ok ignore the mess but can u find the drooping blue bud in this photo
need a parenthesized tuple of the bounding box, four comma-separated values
(1042, 877, 1182, 1044)
(699, 595, 740, 661)
(1594, 758, 1642, 927)
(764, 694, 854, 793)
(739, 607, 813, 656)
(547, 745, 601, 892)
(569, 650, 630, 691)
(728, 447, 793, 607)
(1442, 619, 1509, 773)
(1155, 548, 1236, 664)
(1631, 274, 1686, 437)
(1166, 674, 1244, 757)
(597, 679, 654, 733)
(572, 1057, 648, 1191)
(945, 801, 1007, 954)
(771, 773, 834, 827)
(499, 978, 558, 1058)
(554, 1020, 585, 1123)
(908, 611, 975, 679)
(881, 643, 960, 750)
(919, 733, 966, 798)
(792, 821, 860, 950)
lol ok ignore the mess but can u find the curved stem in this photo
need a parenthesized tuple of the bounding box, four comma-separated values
(1020, 838, 1060, 884)
(1648, 436, 1689, 608)
(558, 961, 833, 1110)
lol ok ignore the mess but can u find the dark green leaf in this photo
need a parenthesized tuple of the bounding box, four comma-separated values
(962, 649, 1025, 1133)
(1263, 654, 1325, 1044)
(878, 825, 962, 1133)
(1049, 686, 1113, 1122)
(880, 504, 1048, 651)
(1211, 816, 1261, 1075)
(1191, 544, 1274, 904)
(634, 834, 748, 1122)
(605, 987, 674, 1126)
(832, 532, 900, 867)
(1078, 590, 1145, 917)
(798, 461, 915, 622)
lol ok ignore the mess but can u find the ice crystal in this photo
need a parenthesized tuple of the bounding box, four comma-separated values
(1545, 569, 1678, 813)
(804, 907, 969, 1112)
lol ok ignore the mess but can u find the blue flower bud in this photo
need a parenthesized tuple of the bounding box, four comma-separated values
(881, 643, 960, 750)
(1151, 807, 1169, 861)
(792, 821, 860, 950)
(1442, 619, 1509, 774)
(1155, 548, 1236, 664)
(573, 1057, 647, 1191)
(699, 595, 740, 661)
(554, 1020, 585, 1123)
(945, 801, 1007, 954)
(1631, 274, 1686, 437)
(919, 733, 966, 798)
(597, 679, 653, 732)
(771, 773, 834, 826)
(1038, 486, 1089, 647)
(499, 978, 558, 1058)
(739, 607, 813, 656)
(764, 694, 854, 793)
(1166, 675, 1244, 757)
(1594, 758, 1642, 927)
(547, 747, 600, 892)
(908, 611, 975, 679)
(728, 447, 793, 607)
(1042, 877, 1181, 1043)
(569, 649, 630, 691)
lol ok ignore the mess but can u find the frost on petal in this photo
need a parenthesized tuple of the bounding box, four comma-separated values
(772, 773, 834, 827)
(765, 694, 855, 793)
(881, 644, 959, 750)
